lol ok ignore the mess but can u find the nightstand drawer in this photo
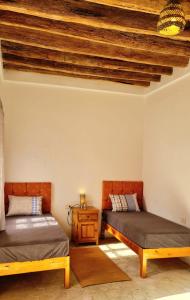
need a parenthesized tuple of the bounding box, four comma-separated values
(78, 213, 98, 222)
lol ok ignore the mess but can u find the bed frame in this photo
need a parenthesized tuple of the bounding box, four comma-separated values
(0, 182, 70, 288)
(102, 180, 190, 278)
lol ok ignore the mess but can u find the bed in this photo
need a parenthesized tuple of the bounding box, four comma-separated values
(102, 181, 190, 278)
(0, 182, 70, 288)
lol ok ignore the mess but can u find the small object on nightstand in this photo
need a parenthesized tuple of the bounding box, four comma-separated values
(80, 193, 87, 209)
(72, 206, 99, 245)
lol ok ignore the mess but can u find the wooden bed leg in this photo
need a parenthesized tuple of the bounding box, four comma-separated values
(64, 256, 70, 289)
(140, 250, 147, 278)
(100, 221, 106, 239)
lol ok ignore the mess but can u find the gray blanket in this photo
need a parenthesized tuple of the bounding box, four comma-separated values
(103, 210, 190, 248)
(0, 214, 69, 263)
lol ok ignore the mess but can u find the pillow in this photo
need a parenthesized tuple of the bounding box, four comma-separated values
(125, 193, 140, 212)
(109, 194, 128, 212)
(7, 196, 42, 216)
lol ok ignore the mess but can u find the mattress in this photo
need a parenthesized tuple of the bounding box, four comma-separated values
(103, 210, 190, 248)
(0, 214, 69, 263)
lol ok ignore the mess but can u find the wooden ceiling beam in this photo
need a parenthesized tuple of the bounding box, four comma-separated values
(1, 41, 173, 76)
(0, 0, 190, 41)
(1, 11, 190, 56)
(1, 0, 190, 41)
(86, 0, 190, 17)
(3, 53, 161, 82)
(0, 24, 188, 68)
(3, 63, 151, 87)
(0, 0, 158, 34)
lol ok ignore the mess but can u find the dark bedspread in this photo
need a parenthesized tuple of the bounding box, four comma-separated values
(103, 210, 190, 248)
(0, 214, 69, 263)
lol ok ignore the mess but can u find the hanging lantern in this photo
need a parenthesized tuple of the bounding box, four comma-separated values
(157, 0, 186, 36)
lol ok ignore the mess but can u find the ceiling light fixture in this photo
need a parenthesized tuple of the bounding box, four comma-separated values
(157, 0, 186, 36)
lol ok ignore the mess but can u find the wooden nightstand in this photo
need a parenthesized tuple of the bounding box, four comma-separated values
(71, 206, 99, 245)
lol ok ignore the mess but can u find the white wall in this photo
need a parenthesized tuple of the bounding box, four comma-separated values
(1, 81, 144, 234)
(1, 72, 190, 265)
(143, 77, 190, 229)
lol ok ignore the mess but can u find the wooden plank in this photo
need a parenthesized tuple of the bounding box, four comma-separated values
(0, 256, 70, 275)
(86, 0, 190, 17)
(2, 41, 173, 76)
(0, 0, 189, 40)
(105, 223, 140, 255)
(3, 53, 161, 82)
(0, 24, 188, 67)
(3, 63, 151, 87)
(144, 247, 190, 259)
(0, 0, 159, 35)
(0, 256, 71, 288)
(1, 11, 190, 56)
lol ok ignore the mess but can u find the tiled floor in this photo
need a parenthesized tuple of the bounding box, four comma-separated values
(0, 240, 190, 300)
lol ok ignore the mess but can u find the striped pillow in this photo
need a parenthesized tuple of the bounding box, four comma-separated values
(31, 196, 42, 215)
(7, 196, 42, 216)
(125, 193, 140, 212)
(109, 194, 128, 212)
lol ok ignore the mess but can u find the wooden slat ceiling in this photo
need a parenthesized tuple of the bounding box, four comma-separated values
(0, 0, 190, 88)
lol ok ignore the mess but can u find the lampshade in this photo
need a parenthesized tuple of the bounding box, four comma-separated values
(157, 0, 186, 36)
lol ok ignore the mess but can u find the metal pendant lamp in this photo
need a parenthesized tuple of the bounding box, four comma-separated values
(157, 0, 186, 36)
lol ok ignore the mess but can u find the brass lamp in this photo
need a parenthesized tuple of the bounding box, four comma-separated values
(80, 193, 87, 209)
(157, 0, 186, 36)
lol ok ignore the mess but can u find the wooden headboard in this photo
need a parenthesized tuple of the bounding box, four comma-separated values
(102, 181, 143, 210)
(4, 182, 51, 214)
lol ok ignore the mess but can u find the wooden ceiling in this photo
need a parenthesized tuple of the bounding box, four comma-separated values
(0, 0, 190, 88)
